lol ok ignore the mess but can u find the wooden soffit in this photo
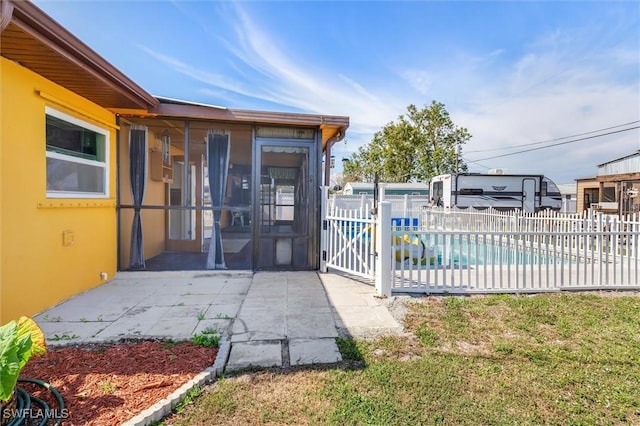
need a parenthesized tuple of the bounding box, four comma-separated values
(0, 0, 157, 110)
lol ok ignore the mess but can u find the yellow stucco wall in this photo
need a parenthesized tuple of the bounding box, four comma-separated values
(0, 57, 118, 323)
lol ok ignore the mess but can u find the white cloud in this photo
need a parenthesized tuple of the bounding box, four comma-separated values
(141, 3, 408, 156)
(400, 69, 432, 95)
(142, 3, 638, 183)
(444, 23, 640, 183)
(139, 46, 248, 96)
(456, 78, 639, 183)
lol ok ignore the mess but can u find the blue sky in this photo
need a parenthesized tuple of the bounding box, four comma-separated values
(34, 0, 640, 184)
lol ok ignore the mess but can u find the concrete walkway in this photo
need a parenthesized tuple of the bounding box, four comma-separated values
(228, 272, 340, 369)
(34, 270, 403, 371)
(226, 271, 404, 370)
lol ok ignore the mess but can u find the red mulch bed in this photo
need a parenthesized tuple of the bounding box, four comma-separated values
(18, 341, 218, 425)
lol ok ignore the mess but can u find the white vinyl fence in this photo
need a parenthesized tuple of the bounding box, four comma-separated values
(392, 207, 640, 294)
(320, 190, 640, 296)
(321, 192, 377, 279)
(320, 192, 431, 282)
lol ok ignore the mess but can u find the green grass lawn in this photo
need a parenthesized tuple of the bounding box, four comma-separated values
(162, 293, 640, 425)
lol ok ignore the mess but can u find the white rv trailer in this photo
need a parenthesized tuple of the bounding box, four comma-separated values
(429, 172, 562, 212)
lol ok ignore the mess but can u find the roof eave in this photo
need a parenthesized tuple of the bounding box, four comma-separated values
(143, 102, 349, 148)
(6, 0, 158, 110)
(596, 150, 640, 168)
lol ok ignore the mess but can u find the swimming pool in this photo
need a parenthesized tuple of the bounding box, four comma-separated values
(394, 233, 571, 267)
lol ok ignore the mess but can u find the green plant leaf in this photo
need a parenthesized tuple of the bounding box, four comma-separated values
(0, 320, 20, 401)
(192, 328, 220, 347)
(16, 317, 47, 356)
(0, 317, 48, 402)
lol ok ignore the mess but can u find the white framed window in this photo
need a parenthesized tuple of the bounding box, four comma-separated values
(45, 107, 109, 198)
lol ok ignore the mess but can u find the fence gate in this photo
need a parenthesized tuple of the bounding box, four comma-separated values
(320, 189, 377, 280)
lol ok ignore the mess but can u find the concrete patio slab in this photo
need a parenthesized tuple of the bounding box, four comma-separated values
(37, 321, 109, 344)
(95, 305, 173, 339)
(219, 280, 252, 294)
(230, 309, 287, 342)
(34, 298, 131, 323)
(161, 304, 209, 319)
(34, 270, 404, 370)
(240, 297, 286, 309)
(193, 319, 233, 336)
(145, 317, 200, 339)
(32, 269, 408, 426)
(285, 312, 338, 339)
(289, 338, 342, 366)
(35, 271, 252, 345)
(318, 272, 404, 339)
(203, 303, 241, 319)
(210, 293, 247, 304)
(286, 305, 333, 315)
(139, 292, 185, 306)
(226, 341, 282, 370)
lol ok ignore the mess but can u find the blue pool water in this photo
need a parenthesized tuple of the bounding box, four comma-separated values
(395, 233, 569, 267)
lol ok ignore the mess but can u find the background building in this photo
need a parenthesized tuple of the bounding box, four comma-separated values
(576, 151, 640, 215)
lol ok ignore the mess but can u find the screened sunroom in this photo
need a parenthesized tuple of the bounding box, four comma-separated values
(117, 98, 348, 271)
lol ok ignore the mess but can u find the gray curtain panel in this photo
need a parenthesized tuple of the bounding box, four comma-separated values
(206, 131, 230, 269)
(129, 126, 147, 270)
